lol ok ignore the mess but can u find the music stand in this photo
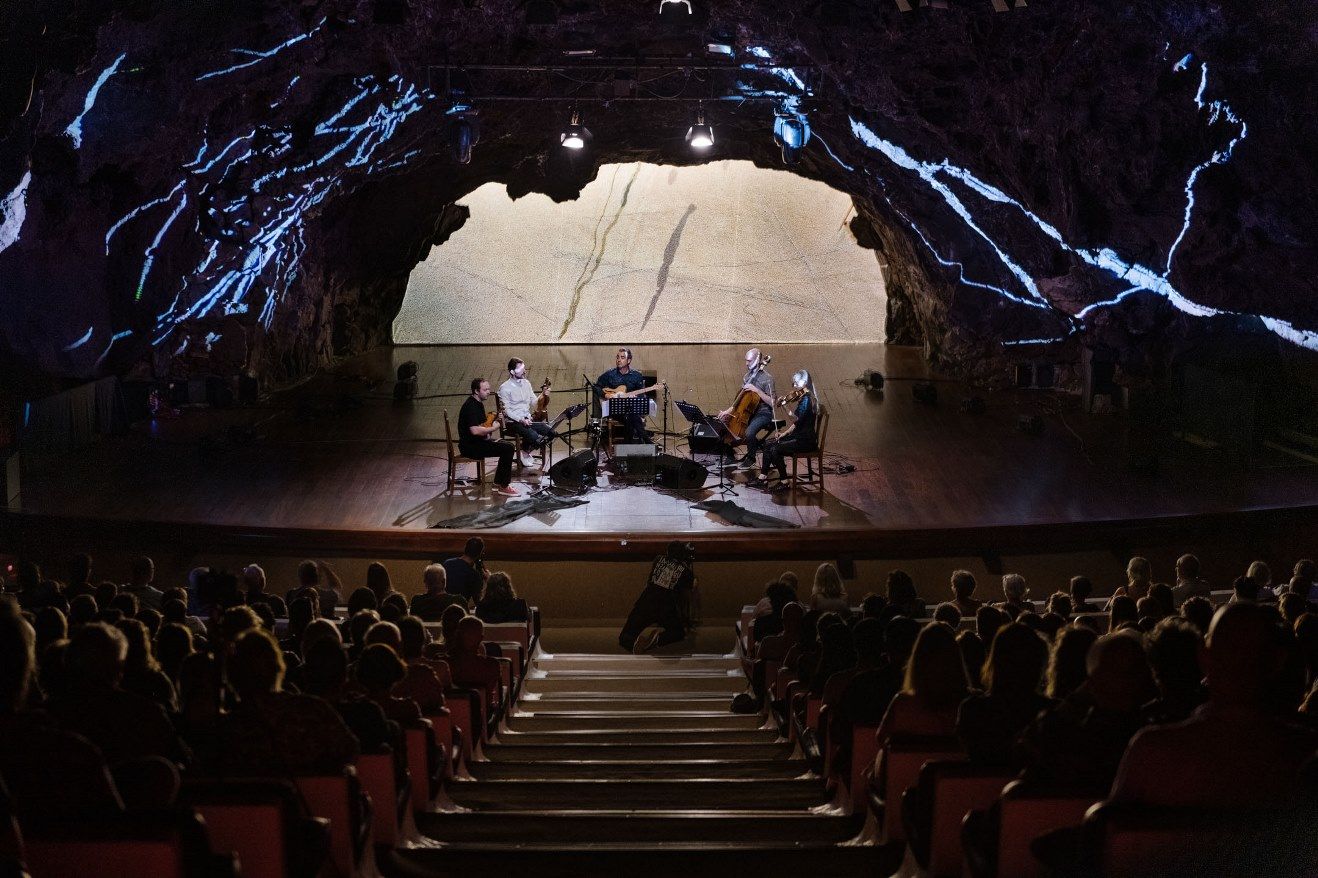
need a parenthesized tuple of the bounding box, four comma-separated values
(605, 395, 651, 456)
(675, 400, 738, 497)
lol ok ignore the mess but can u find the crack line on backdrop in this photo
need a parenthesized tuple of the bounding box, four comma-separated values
(14, 38, 1315, 360)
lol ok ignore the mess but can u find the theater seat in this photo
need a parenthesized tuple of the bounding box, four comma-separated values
(180, 777, 316, 878)
(295, 769, 373, 878)
(992, 780, 1097, 878)
(1083, 801, 1303, 876)
(847, 724, 881, 813)
(874, 736, 964, 846)
(406, 720, 443, 811)
(913, 761, 1016, 876)
(21, 809, 222, 878)
(356, 753, 409, 847)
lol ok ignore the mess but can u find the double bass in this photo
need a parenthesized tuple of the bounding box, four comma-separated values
(719, 354, 772, 445)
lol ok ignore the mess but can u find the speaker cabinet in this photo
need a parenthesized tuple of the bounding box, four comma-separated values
(655, 453, 708, 489)
(548, 449, 598, 489)
(612, 444, 656, 481)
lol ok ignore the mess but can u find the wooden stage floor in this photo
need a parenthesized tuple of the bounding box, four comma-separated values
(10, 343, 1318, 561)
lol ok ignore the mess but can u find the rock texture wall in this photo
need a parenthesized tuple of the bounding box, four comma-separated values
(0, 0, 1314, 395)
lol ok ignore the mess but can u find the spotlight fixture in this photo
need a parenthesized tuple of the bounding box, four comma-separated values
(685, 104, 714, 150)
(658, 0, 692, 17)
(773, 109, 811, 165)
(560, 109, 590, 150)
(447, 109, 479, 164)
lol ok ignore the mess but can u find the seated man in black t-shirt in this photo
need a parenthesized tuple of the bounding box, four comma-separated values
(457, 378, 518, 496)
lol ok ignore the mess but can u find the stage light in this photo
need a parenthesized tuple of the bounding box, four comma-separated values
(685, 105, 714, 150)
(774, 110, 811, 165)
(560, 109, 590, 150)
(658, 0, 692, 17)
(449, 113, 479, 164)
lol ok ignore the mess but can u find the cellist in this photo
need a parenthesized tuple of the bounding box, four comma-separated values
(718, 348, 776, 469)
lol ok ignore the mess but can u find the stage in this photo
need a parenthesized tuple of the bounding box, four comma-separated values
(6, 343, 1318, 564)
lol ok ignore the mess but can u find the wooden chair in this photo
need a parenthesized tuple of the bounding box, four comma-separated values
(443, 410, 487, 493)
(785, 405, 829, 490)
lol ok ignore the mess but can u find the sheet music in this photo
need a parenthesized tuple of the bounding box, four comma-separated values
(601, 399, 657, 418)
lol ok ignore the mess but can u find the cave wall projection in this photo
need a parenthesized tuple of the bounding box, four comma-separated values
(0, 1, 1315, 388)
(393, 161, 886, 345)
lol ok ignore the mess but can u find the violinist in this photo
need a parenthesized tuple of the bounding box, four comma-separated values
(498, 357, 554, 467)
(719, 348, 776, 469)
(757, 369, 819, 491)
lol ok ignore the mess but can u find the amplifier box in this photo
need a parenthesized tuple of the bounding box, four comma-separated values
(612, 444, 656, 481)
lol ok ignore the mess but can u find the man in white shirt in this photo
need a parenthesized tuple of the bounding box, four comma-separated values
(498, 358, 554, 466)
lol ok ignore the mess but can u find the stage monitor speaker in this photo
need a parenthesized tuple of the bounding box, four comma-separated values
(655, 453, 709, 489)
(549, 449, 597, 489)
(688, 423, 722, 454)
(913, 382, 938, 405)
(613, 444, 656, 481)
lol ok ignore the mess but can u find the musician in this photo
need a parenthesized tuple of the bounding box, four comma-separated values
(498, 357, 554, 467)
(457, 378, 518, 497)
(720, 348, 776, 468)
(759, 369, 819, 490)
(596, 347, 652, 444)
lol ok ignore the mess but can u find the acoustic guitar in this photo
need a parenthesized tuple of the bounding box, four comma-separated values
(602, 381, 666, 399)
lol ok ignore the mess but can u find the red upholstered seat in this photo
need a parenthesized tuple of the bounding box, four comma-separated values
(994, 781, 1097, 878)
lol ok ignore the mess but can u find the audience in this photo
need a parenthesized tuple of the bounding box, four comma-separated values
(1172, 553, 1212, 605)
(212, 629, 358, 776)
(956, 623, 1052, 766)
(123, 556, 164, 612)
(442, 538, 488, 604)
(1112, 603, 1318, 807)
(285, 560, 344, 618)
(949, 570, 982, 617)
(808, 563, 849, 616)
(474, 571, 530, 624)
(997, 574, 1036, 617)
(410, 564, 468, 621)
(5, 543, 1318, 873)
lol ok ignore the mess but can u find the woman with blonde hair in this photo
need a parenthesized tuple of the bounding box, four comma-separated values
(809, 562, 849, 615)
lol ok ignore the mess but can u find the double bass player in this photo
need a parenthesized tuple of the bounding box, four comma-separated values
(718, 348, 776, 469)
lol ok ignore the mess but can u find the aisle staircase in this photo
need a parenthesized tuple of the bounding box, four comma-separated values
(390, 649, 880, 877)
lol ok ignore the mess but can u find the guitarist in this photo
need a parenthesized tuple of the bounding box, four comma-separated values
(596, 347, 653, 444)
(458, 378, 518, 497)
(498, 357, 555, 467)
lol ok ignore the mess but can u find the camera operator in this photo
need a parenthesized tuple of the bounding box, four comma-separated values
(619, 540, 698, 654)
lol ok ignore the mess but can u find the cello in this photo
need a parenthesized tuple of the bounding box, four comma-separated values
(719, 353, 772, 446)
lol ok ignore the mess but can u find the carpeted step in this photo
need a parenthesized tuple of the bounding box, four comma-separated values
(465, 759, 811, 781)
(387, 844, 890, 878)
(518, 694, 738, 712)
(505, 711, 762, 732)
(494, 728, 777, 745)
(446, 778, 829, 811)
(524, 674, 744, 694)
(533, 655, 740, 672)
(483, 741, 794, 762)
(414, 810, 860, 845)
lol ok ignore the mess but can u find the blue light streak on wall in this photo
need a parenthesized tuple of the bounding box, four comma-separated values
(65, 53, 128, 149)
(108, 73, 432, 346)
(94, 329, 134, 370)
(845, 60, 1317, 352)
(63, 327, 94, 352)
(195, 19, 327, 81)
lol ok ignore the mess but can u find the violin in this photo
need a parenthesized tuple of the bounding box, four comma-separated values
(532, 379, 552, 422)
(775, 387, 807, 407)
